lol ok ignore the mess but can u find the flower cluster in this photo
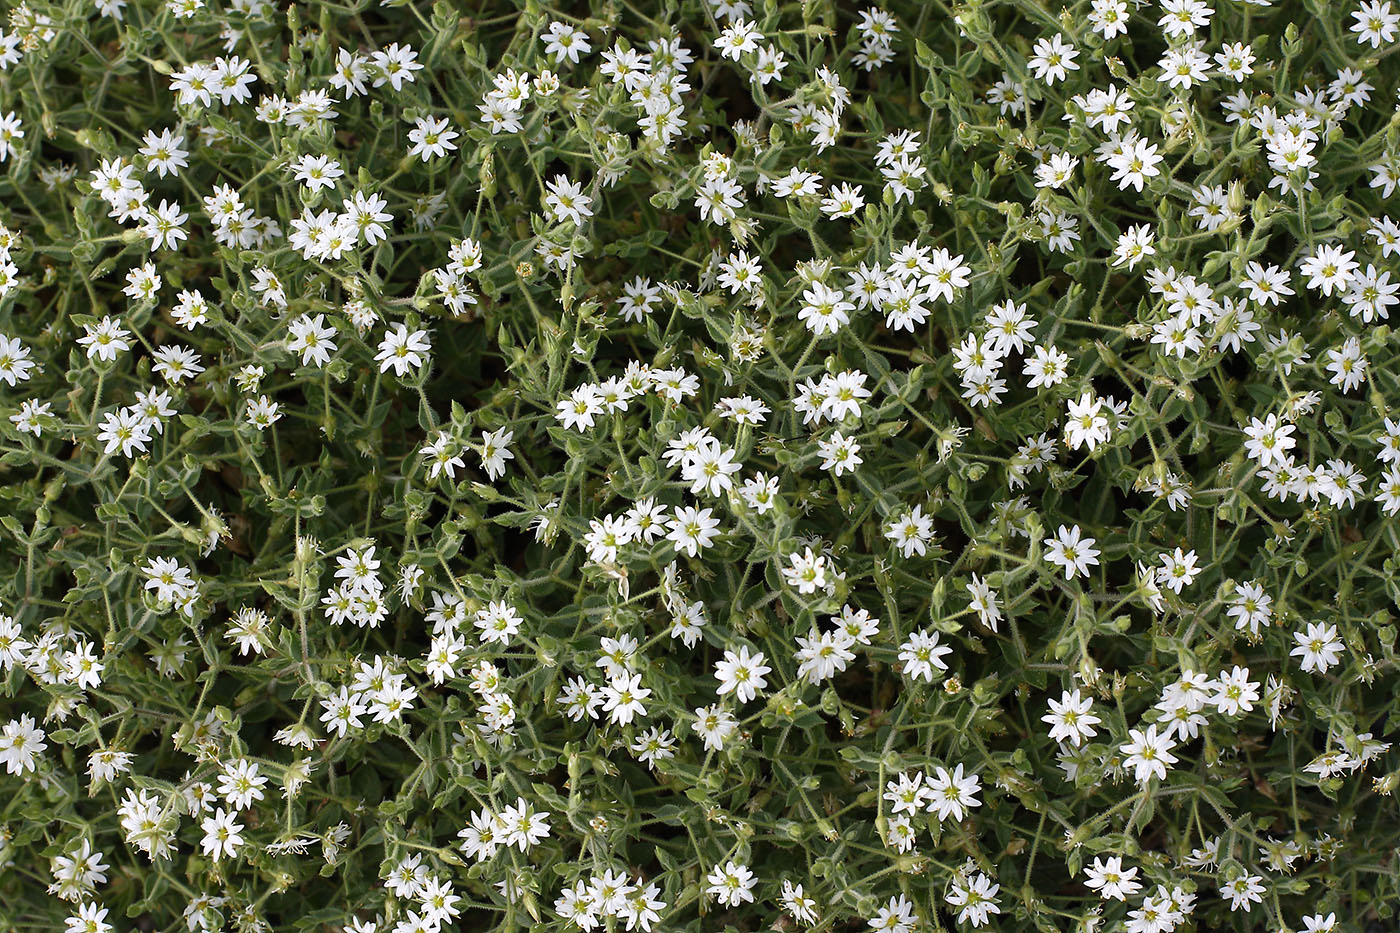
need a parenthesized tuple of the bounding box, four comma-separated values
(0, 1, 1398, 932)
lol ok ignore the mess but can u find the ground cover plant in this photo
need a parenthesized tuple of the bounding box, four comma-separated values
(1, 0, 1399, 930)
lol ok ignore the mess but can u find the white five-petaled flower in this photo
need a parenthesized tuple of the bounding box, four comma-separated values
(1027, 33, 1080, 85)
(97, 407, 153, 458)
(946, 872, 1001, 927)
(375, 323, 431, 377)
(1291, 622, 1344, 674)
(925, 763, 981, 822)
(817, 430, 862, 476)
(544, 174, 594, 227)
(1120, 724, 1180, 784)
(290, 153, 343, 192)
(705, 861, 756, 908)
(1156, 547, 1200, 593)
(885, 505, 934, 557)
(714, 646, 771, 703)
(77, 316, 132, 362)
(666, 505, 720, 557)
(1043, 524, 1101, 580)
(602, 672, 651, 726)
(0, 714, 46, 774)
(1083, 856, 1142, 901)
(407, 115, 459, 161)
(287, 313, 337, 367)
(1064, 392, 1110, 451)
(1043, 689, 1101, 747)
(199, 807, 245, 861)
(897, 628, 952, 682)
(1242, 413, 1296, 468)
(797, 282, 855, 336)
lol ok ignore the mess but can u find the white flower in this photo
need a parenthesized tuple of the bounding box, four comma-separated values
(666, 505, 720, 557)
(78, 316, 132, 362)
(965, 574, 1001, 631)
(1027, 34, 1080, 85)
(1113, 223, 1157, 268)
(1211, 665, 1260, 716)
(1043, 689, 1101, 747)
(692, 704, 737, 751)
(372, 43, 423, 90)
(0, 714, 46, 774)
(797, 282, 855, 336)
(287, 314, 337, 367)
(1043, 524, 1100, 580)
(705, 861, 756, 908)
(150, 346, 203, 385)
(817, 430, 862, 476)
(142, 557, 195, 604)
(245, 395, 281, 430)
(885, 505, 933, 557)
(1155, 547, 1200, 593)
(320, 687, 367, 737)
(945, 873, 1000, 927)
(0, 335, 36, 385)
(290, 153, 343, 192)
(98, 407, 153, 458)
(141, 199, 189, 251)
(474, 599, 522, 645)
(819, 182, 865, 218)
(407, 115, 459, 161)
(1159, 43, 1212, 90)
(1035, 151, 1078, 189)
(375, 323, 431, 377)
(542, 21, 591, 64)
(884, 771, 933, 815)
(1291, 622, 1344, 674)
(869, 893, 917, 933)
(64, 641, 104, 690)
(498, 796, 551, 850)
(1376, 467, 1400, 514)
(780, 880, 819, 926)
(1302, 912, 1339, 933)
(0, 111, 23, 161)
(1238, 261, 1294, 306)
(1024, 343, 1069, 388)
(1341, 263, 1399, 322)
(1353, 0, 1400, 47)
(782, 547, 830, 594)
(1324, 336, 1368, 392)
(1083, 856, 1142, 901)
(199, 808, 244, 861)
(684, 439, 742, 496)
(556, 385, 603, 431)
(217, 758, 267, 811)
(1064, 392, 1110, 451)
(479, 428, 515, 480)
(925, 764, 981, 822)
(64, 902, 113, 933)
(897, 628, 952, 682)
(601, 673, 650, 726)
(714, 645, 771, 703)
(1242, 413, 1296, 467)
(1299, 244, 1359, 296)
(1220, 873, 1265, 911)
(923, 247, 971, 302)
(544, 174, 594, 226)
(1105, 137, 1163, 192)
(715, 20, 761, 60)
(1121, 724, 1179, 784)
(1227, 581, 1273, 634)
